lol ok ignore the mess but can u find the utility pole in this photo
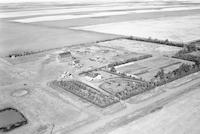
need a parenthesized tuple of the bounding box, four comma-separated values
(50, 124, 55, 134)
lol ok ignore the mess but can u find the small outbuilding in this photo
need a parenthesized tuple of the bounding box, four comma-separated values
(58, 51, 72, 62)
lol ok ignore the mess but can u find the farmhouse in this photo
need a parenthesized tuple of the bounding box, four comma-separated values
(126, 73, 140, 79)
(85, 72, 102, 81)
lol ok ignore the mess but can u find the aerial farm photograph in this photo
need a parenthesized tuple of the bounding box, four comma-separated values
(0, 0, 200, 133)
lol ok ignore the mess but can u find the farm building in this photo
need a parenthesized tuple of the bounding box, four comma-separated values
(85, 72, 102, 81)
(58, 51, 72, 62)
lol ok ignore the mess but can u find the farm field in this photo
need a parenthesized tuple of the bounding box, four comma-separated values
(1, 1, 200, 56)
(0, 20, 118, 57)
(0, 2, 180, 18)
(12, 6, 200, 23)
(96, 39, 182, 56)
(74, 15, 200, 43)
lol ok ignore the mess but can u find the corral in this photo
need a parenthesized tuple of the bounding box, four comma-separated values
(116, 57, 194, 81)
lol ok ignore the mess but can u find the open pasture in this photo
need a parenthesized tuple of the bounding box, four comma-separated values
(0, 85, 91, 134)
(109, 86, 200, 134)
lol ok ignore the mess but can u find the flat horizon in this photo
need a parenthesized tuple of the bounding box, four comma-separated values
(1, 0, 200, 4)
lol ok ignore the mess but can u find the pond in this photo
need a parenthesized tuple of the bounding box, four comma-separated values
(0, 108, 28, 132)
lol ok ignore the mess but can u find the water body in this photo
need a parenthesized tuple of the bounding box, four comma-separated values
(0, 108, 27, 132)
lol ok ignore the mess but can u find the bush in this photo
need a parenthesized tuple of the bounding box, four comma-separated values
(126, 36, 186, 47)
